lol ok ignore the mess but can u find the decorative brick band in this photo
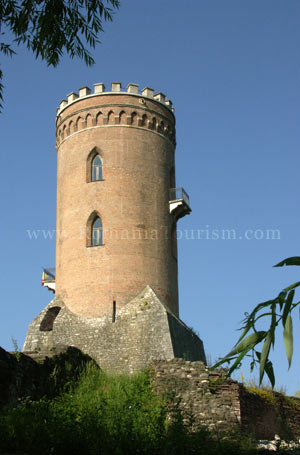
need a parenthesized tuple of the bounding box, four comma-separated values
(56, 105, 176, 146)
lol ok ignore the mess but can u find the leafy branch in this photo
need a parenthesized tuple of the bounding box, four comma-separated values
(0, 0, 120, 110)
(211, 257, 300, 388)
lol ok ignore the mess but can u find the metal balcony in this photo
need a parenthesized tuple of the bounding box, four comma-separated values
(42, 267, 56, 293)
(169, 187, 191, 220)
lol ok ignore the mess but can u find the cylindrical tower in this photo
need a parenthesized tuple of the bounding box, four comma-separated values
(55, 82, 189, 319)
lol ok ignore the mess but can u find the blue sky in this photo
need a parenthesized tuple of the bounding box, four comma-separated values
(1, 0, 300, 394)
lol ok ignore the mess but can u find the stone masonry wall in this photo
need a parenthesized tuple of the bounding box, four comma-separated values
(150, 359, 300, 440)
(239, 386, 300, 440)
(150, 359, 241, 434)
(23, 286, 206, 374)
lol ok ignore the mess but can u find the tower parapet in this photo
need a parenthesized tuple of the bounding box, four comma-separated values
(56, 82, 175, 150)
(56, 82, 174, 116)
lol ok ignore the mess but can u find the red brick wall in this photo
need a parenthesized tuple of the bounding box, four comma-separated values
(55, 92, 179, 318)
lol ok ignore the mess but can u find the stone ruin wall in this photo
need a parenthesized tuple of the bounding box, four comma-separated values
(2, 347, 300, 442)
(150, 358, 300, 441)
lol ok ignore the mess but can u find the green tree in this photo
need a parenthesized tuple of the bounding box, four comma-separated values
(0, 0, 120, 109)
(211, 257, 300, 388)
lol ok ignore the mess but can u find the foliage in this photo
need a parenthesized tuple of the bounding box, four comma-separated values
(0, 363, 256, 455)
(0, 0, 120, 109)
(246, 386, 277, 405)
(212, 257, 300, 388)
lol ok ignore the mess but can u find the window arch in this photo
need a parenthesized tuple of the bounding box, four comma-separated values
(92, 155, 103, 181)
(40, 307, 61, 332)
(92, 217, 103, 246)
(86, 212, 104, 247)
(87, 148, 103, 183)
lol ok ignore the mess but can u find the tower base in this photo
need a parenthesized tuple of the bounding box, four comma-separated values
(23, 286, 206, 373)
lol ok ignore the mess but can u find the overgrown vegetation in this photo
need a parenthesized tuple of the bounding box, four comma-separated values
(0, 362, 256, 455)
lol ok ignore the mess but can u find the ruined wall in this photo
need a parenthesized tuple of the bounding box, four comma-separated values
(150, 359, 241, 434)
(239, 386, 300, 440)
(0, 346, 95, 409)
(4, 347, 300, 441)
(150, 359, 300, 440)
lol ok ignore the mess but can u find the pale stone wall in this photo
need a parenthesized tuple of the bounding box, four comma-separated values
(23, 287, 206, 373)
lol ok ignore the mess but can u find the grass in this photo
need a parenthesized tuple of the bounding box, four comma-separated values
(0, 363, 257, 455)
(244, 378, 287, 395)
(244, 378, 300, 415)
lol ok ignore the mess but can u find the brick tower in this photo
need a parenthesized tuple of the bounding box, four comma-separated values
(55, 82, 190, 318)
(23, 82, 205, 372)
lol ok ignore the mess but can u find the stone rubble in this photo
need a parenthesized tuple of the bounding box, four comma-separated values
(257, 434, 300, 453)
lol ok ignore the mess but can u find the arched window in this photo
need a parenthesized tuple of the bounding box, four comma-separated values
(92, 217, 103, 246)
(92, 155, 103, 181)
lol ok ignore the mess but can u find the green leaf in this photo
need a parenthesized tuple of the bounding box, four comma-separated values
(283, 315, 293, 369)
(236, 324, 252, 345)
(264, 360, 275, 388)
(255, 350, 261, 360)
(282, 290, 294, 328)
(274, 257, 300, 267)
(278, 291, 287, 305)
(236, 300, 277, 345)
(270, 303, 277, 347)
(211, 332, 266, 371)
(211, 356, 235, 370)
(227, 349, 249, 377)
(283, 281, 300, 293)
(259, 333, 271, 384)
(227, 331, 267, 358)
(211, 355, 238, 370)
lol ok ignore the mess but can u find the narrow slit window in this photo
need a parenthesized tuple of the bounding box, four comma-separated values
(171, 223, 177, 260)
(112, 300, 116, 322)
(92, 217, 103, 246)
(92, 156, 103, 181)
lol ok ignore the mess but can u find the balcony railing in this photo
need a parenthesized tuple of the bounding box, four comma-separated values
(169, 187, 190, 208)
(42, 268, 56, 282)
(169, 187, 191, 220)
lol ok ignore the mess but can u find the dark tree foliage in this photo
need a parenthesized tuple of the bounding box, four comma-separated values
(212, 257, 300, 388)
(0, 0, 120, 109)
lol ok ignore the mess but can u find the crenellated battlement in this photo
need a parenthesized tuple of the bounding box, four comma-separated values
(57, 82, 174, 116)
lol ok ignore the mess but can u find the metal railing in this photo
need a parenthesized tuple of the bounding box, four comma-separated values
(169, 187, 190, 207)
(42, 268, 56, 282)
